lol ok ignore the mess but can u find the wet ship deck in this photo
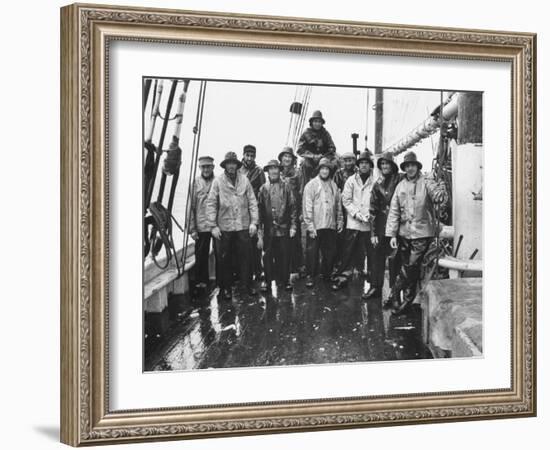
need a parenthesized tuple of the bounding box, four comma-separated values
(144, 274, 432, 372)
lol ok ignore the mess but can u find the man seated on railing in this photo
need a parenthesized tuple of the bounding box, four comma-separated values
(297, 110, 338, 190)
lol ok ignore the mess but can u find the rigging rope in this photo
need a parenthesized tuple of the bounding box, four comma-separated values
(293, 85, 311, 150)
(179, 80, 207, 276)
(365, 88, 370, 145)
(301, 87, 312, 137)
(291, 85, 302, 147)
(150, 79, 158, 121)
(145, 79, 178, 210)
(423, 90, 450, 283)
(145, 80, 183, 267)
(158, 111, 183, 121)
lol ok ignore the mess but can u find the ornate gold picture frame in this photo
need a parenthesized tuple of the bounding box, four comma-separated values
(60, 3, 536, 446)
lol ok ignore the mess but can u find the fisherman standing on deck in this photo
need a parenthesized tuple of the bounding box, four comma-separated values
(257, 159, 298, 293)
(297, 110, 338, 189)
(302, 157, 343, 288)
(332, 151, 366, 275)
(364, 151, 404, 300)
(331, 151, 375, 290)
(206, 151, 259, 300)
(240, 144, 266, 283)
(385, 151, 447, 314)
(278, 146, 305, 276)
(188, 156, 216, 296)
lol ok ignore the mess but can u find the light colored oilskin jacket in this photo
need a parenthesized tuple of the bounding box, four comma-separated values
(302, 175, 343, 232)
(205, 172, 259, 232)
(385, 174, 442, 239)
(342, 173, 375, 232)
(188, 175, 214, 234)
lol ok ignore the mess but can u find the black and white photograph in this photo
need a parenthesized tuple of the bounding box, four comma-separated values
(142, 78, 483, 372)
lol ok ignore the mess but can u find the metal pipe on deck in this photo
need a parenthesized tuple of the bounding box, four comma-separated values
(437, 256, 482, 272)
(387, 93, 458, 156)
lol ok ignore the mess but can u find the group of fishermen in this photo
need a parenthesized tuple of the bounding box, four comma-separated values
(187, 110, 447, 314)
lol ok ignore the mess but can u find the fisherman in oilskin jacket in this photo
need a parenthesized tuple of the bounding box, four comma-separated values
(257, 159, 298, 293)
(188, 156, 216, 296)
(384, 151, 447, 314)
(240, 144, 266, 198)
(206, 151, 259, 300)
(364, 151, 404, 301)
(278, 146, 305, 276)
(297, 110, 338, 190)
(239, 144, 266, 283)
(302, 157, 344, 288)
(331, 151, 375, 290)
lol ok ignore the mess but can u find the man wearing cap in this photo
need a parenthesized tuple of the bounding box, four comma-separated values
(240, 144, 266, 198)
(257, 159, 298, 293)
(302, 157, 343, 288)
(333, 152, 357, 192)
(279, 146, 305, 275)
(364, 151, 404, 300)
(205, 151, 259, 299)
(385, 151, 447, 314)
(188, 156, 216, 295)
(297, 110, 338, 189)
(331, 151, 376, 290)
(240, 144, 266, 282)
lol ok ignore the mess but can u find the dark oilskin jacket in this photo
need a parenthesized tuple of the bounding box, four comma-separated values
(240, 161, 266, 199)
(333, 167, 357, 192)
(281, 165, 302, 216)
(258, 179, 297, 238)
(297, 127, 336, 158)
(369, 172, 405, 239)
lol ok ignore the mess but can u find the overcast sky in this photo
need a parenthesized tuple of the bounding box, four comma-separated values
(145, 78, 442, 230)
(147, 79, 376, 171)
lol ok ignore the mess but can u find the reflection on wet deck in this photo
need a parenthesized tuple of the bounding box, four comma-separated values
(144, 276, 432, 372)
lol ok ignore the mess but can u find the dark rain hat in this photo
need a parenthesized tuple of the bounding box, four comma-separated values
(376, 151, 398, 172)
(220, 151, 243, 169)
(400, 151, 423, 171)
(242, 144, 257, 155)
(198, 155, 214, 167)
(278, 146, 297, 162)
(308, 110, 325, 125)
(356, 150, 374, 167)
(263, 159, 282, 172)
(318, 157, 333, 170)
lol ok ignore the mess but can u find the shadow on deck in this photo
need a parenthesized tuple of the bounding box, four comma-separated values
(144, 275, 432, 372)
